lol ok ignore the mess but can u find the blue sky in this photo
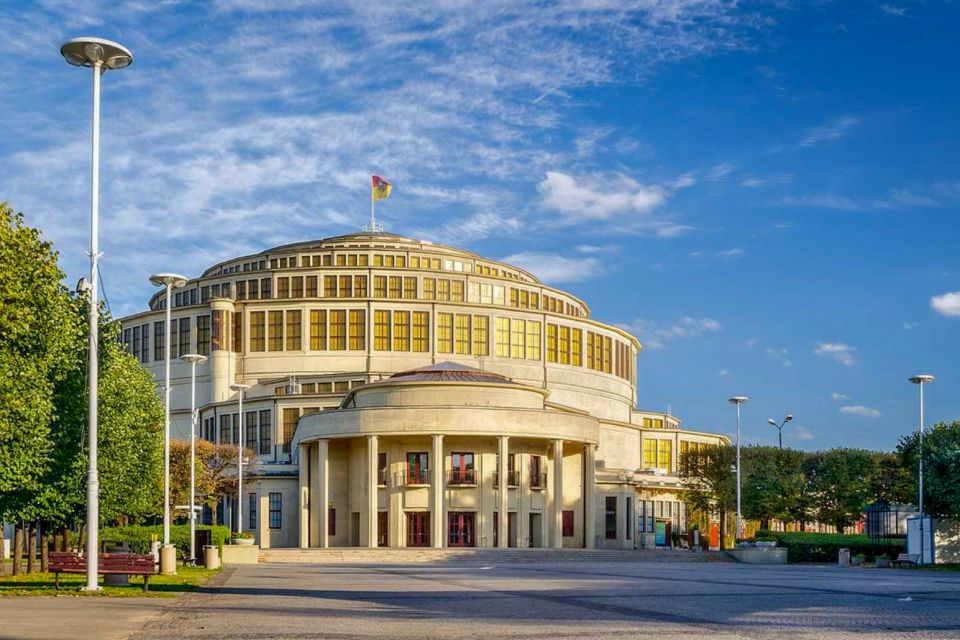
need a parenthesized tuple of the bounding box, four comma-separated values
(1, 1, 958, 451)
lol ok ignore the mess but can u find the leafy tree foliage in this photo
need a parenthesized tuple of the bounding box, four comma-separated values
(897, 421, 960, 518)
(806, 448, 877, 532)
(742, 446, 807, 528)
(679, 444, 736, 549)
(169, 439, 255, 526)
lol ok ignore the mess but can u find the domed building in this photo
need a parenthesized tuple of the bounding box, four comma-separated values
(118, 231, 727, 550)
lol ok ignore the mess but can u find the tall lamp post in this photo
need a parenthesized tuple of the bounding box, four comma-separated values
(767, 414, 793, 449)
(909, 374, 934, 565)
(150, 273, 187, 575)
(728, 396, 749, 542)
(181, 354, 207, 564)
(60, 37, 133, 592)
(230, 383, 251, 534)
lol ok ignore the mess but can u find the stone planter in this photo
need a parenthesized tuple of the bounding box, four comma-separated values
(230, 538, 255, 546)
(876, 557, 891, 568)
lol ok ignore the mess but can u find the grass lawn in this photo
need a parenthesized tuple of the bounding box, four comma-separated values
(0, 564, 220, 597)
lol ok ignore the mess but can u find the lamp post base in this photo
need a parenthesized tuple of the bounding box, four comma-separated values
(159, 544, 178, 576)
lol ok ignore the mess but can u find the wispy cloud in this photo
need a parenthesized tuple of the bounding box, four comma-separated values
(831, 392, 850, 401)
(717, 368, 730, 377)
(794, 427, 816, 441)
(765, 346, 793, 367)
(538, 171, 668, 221)
(619, 317, 721, 350)
(881, 4, 909, 17)
(501, 252, 601, 284)
(815, 342, 857, 366)
(931, 291, 960, 317)
(707, 162, 736, 181)
(841, 404, 881, 418)
(800, 115, 861, 147)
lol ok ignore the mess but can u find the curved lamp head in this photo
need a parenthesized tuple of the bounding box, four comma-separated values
(728, 396, 749, 405)
(61, 37, 133, 70)
(785, 414, 794, 422)
(180, 354, 208, 365)
(230, 383, 252, 393)
(767, 418, 777, 426)
(149, 273, 188, 289)
(909, 374, 935, 385)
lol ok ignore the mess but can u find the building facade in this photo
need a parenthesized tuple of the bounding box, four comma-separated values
(119, 232, 727, 549)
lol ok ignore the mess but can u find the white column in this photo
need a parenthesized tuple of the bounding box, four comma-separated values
(298, 442, 310, 548)
(367, 435, 379, 548)
(584, 444, 596, 549)
(497, 436, 509, 548)
(552, 439, 564, 549)
(316, 439, 330, 548)
(431, 434, 444, 548)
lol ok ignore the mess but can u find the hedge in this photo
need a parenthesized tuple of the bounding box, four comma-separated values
(752, 530, 905, 563)
(100, 524, 231, 561)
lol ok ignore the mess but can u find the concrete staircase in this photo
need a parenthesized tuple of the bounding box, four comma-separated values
(259, 547, 733, 564)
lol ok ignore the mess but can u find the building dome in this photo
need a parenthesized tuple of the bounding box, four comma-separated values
(387, 361, 517, 385)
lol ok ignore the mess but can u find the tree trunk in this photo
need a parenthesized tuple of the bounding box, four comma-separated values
(0, 531, 6, 577)
(62, 527, 71, 553)
(719, 510, 726, 551)
(26, 522, 37, 573)
(760, 518, 769, 531)
(12, 524, 22, 576)
(76, 525, 84, 556)
(211, 505, 218, 527)
(40, 525, 49, 573)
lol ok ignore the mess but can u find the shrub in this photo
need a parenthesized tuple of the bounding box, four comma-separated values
(752, 530, 904, 563)
(100, 524, 231, 561)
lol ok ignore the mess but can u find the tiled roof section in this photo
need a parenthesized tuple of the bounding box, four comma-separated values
(387, 362, 517, 385)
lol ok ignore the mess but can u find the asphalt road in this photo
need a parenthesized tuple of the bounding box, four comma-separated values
(133, 561, 960, 639)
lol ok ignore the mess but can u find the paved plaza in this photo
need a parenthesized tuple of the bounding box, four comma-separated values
(3, 560, 960, 639)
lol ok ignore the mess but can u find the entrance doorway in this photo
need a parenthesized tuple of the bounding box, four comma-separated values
(447, 512, 476, 547)
(528, 513, 542, 547)
(351, 512, 360, 546)
(508, 512, 518, 547)
(378, 511, 388, 547)
(407, 512, 430, 547)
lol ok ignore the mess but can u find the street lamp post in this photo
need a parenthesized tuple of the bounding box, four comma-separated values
(150, 273, 187, 574)
(230, 383, 251, 535)
(728, 396, 749, 542)
(909, 374, 934, 565)
(766, 414, 793, 449)
(60, 37, 133, 592)
(180, 354, 207, 564)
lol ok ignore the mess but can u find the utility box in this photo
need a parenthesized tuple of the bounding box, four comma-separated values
(838, 548, 850, 567)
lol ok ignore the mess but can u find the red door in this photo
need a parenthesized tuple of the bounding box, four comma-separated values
(448, 512, 475, 547)
(407, 512, 430, 547)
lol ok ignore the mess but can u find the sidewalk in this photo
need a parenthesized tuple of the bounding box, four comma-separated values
(0, 597, 173, 640)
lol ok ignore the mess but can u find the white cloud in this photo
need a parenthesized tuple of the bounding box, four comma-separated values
(765, 346, 792, 367)
(794, 427, 815, 441)
(840, 405, 881, 418)
(707, 162, 736, 181)
(501, 252, 600, 284)
(746, 338, 759, 348)
(931, 291, 960, 317)
(800, 115, 861, 147)
(831, 392, 850, 401)
(881, 4, 908, 16)
(741, 177, 766, 187)
(654, 224, 696, 239)
(538, 171, 668, 221)
(717, 368, 730, 377)
(619, 317, 721, 350)
(815, 342, 857, 366)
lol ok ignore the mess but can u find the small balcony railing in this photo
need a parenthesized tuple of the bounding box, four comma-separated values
(448, 469, 477, 485)
(405, 468, 430, 485)
(377, 468, 388, 486)
(493, 470, 521, 487)
(530, 471, 548, 490)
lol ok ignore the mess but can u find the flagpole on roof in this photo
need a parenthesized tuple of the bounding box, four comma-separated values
(370, 177, 375, 232)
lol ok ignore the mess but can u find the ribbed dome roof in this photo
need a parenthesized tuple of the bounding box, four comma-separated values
(387, 362, 517, 385)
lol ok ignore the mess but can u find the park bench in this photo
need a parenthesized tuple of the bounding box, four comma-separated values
(892, 553, 921, 568)
(49, 551, 157, 592)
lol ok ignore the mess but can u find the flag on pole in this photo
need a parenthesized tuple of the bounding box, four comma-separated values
(371, 175, 393, 201)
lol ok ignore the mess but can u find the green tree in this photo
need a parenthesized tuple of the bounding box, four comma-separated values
(679, 444, 736, 549)
(807, 448, 876, 532)
(869, 451, 913, 505)
(169, 439, 255, 527)
(742, 446, 807, 529)
(897, 421, 960, 518)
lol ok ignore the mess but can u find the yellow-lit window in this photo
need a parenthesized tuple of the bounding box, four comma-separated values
(472, 315, 488, 356)
(526, 320, 541, 360)
(387, 276, 400, 299)
(454, 314, 470, 355)
(324, 275, 336, 298)
(495, 317, 510, 357)
(330, 310, 346, 350)
(559, 326, 570, 365)
(306, 275, 318, 297)
(437, 279, 450, 301)
(250, 311, 265, 352)
(412, 311, 430, 352)
(396, 256, 406, 268)
(571, 328, 582, 366)
(354, 275, 367, 298)
(520, 290, 529, 309)
(384, 255, 395, 267)
(347, 254, 357, 266)
(587, 332, 595, 369)
(546, 323, 557, 363)
(310, 310, 326, 350)
(531, 292, 539, 309)
(268, 311, 283, 351)
(403, 277, 416, 299)
(509, 288, 519, 307)
(437, 313, 453, 353)
(291, 277, 303, 298)
(410, 256, 420, 268)
(393, 311, 410, 351)
(510, 319, 525, 359)
(643, 439, 657, 468)
(431, 258, 441, 270)
(373, 254, 383, 267)
(286, 310, 302, 351)
(338, 275, 351, 298)
(359, 254, 369, 266)
(603, 336, 613, 374)
(374, 276, 387, 298)
(451, 280, 464, 302)
(423, 278, 435, 300)
(658, 440, 672, 473)
(277, 277, 289, 299)
(374, 310, 391, 351)
(349, 310, 366, 351)
(642, 417, 664, 429)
